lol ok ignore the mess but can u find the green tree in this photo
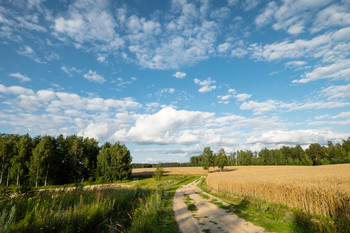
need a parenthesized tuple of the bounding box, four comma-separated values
(0, 135, 11, 186)
(201, 147, 215, 172)
(29, 136, 55, 187)
(97, 142, 132, 181)
(215, 148, 228, 172)
(69, 136, 84, 182)
(11, 134, 32, 185)
(306, 143, 326, 165)
(153, 162, 164, 180)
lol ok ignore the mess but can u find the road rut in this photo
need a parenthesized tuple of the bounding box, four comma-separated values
(173, 178, 266, 233)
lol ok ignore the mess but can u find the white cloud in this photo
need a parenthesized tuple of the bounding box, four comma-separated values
(235, 93, 252, 102)
(239, 97, 350, 115)
(320, 84, 350, 100)
(240, 99, 279, 114)
(255, 1, 277, 27)
(255, 0, 332, 35)
(293, 59, 350, 83)
(332, 111, 350, 119)
(9, 72, 31, 82)
(312, 4, 350, 33)
(61, 65, 81, 77)
(173, 72, 186, 79)
(0, 84, 34, 95)
(83, 70, 106, 83)
(285, 60, 307, 68)
(53, 0, 117, 44)
(194, 77, 216, 93)
(112, 107, 214, 145)
(246, 129, 347, 146)
(157, 88, 176, 96)
(242, 0, 260, 11)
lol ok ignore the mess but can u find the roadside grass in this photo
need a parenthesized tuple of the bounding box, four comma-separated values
(198, 177, 346, 233)
(0, 186, 150, 233)
(0, 175, 198, 233)
(130, 175, 199, 233)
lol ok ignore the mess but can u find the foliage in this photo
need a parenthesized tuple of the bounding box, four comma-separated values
(191, 138, 350, 167)
(215, 148, 228, 172)
(96, 142, 132, 182)
(153, 163, 164, 181)
(0, 133, 132, 188)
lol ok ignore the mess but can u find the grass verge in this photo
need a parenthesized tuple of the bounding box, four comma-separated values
(0, 175, 198, 233)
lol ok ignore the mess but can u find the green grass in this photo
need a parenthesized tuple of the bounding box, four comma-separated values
(198, 178, 348, 233)
(184, 194, 198, 212)
(0, 186, 150, 233)
(0, 175, 199, 233)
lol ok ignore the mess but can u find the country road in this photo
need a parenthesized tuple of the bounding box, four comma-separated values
(173, 178, 266, 233)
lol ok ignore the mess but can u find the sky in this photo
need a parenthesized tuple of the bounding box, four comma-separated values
(1, 0, 350, 163)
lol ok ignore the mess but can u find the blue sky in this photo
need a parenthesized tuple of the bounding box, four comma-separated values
(1, 0, 350, 163)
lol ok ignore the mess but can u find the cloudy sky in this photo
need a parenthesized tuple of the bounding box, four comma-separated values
(1, 0, 350, 163)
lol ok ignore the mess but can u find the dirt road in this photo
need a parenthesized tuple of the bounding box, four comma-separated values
(173, 178, 266, 233)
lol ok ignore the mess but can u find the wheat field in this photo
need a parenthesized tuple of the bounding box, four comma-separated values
(132, 167, 208, 176)
(206, 164, 350, 220)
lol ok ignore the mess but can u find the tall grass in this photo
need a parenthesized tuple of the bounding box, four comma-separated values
(207, 165, 350, 223)
(0, 187, 149, 233)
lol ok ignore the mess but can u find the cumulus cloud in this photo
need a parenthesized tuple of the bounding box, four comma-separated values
(194, 77, 216, 93)
(53, 0, 118, 44)
(173, 72, 186, 79)
(9, 72, 31, 82)
(112, 107, 214, 145)
(83, 70, 106, 83)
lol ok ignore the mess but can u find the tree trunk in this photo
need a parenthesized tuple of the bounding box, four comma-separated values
(6, 170, 9, 187)
(44, 164, 49, 186)
(35, 167, 39, 188)
(0, 166, 3, 185)
(17, 169, 20, 186)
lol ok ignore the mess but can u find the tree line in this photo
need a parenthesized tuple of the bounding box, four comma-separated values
(190, 138, 350, 170)
(0, 133, 132, 187)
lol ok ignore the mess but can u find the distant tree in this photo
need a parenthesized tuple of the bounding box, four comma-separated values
(11, 134, 32, 185)
(153, 162, 164, 180)
(306, 143, 326, 165)
(97, 142, 132, 181)
(29, 136, 55, 187)
(0, 135, 12, 186)
(202, 147, 215, 172)
(215, 148, 228, 172)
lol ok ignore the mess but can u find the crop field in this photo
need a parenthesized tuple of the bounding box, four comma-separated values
(206, 164, 350, 221)
(132, 167, 208, 176)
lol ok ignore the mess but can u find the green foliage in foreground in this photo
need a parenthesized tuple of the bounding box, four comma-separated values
(0, 175, 198, 233)
(198, 178, 350, 233)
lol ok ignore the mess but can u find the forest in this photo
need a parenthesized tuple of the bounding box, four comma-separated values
(190, 138, 350, 169)
(0, 133, 132, 187)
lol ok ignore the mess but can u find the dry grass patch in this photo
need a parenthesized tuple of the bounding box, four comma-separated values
(207, 164, 350, 220)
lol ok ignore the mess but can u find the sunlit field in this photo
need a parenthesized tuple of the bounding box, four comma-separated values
(206, 164, 350, 220)
(132, 166, 208, 176)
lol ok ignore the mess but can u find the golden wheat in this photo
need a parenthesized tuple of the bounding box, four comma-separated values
(132, 167, 208, 176)
(207, 164, 350, 219)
